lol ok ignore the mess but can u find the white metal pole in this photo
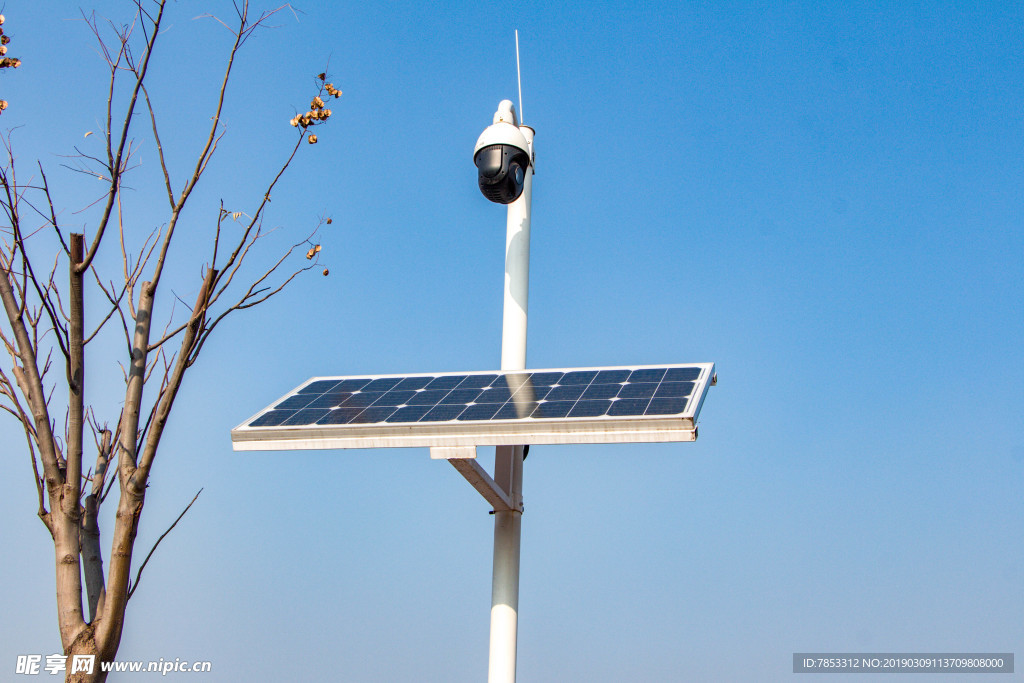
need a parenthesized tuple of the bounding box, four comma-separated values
(489, 123, 534, 683)
(500, 125, 534, 372)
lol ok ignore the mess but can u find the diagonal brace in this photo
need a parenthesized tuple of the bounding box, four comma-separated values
(432, 446, 514, 511)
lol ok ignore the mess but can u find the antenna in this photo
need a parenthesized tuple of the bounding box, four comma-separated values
(515, 30, 524, 124)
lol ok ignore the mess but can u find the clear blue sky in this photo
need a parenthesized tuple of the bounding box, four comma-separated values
(2, 1, 1022, 681)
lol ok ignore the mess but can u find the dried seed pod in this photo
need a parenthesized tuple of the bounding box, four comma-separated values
(306, 247, 316, 259)
(315, 244, 322, 253)
(318, 72, 326, 81)
(290, 116, 300, 127)
(0, 100, 7, 111)
(323, 268, 329, 276)
(308, 135, 318, 144)
(326, 218, 333, 225)
(0, 46, 7, 56)
(311, 96, 325, 110)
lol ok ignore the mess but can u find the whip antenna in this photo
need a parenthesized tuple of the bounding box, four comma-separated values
(515, 30, 524, 124)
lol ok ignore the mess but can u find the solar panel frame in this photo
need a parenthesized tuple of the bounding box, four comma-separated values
(231, 362, 715, 451)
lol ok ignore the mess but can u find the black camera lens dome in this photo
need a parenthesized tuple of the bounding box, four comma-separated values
(475, 144, 530, 204)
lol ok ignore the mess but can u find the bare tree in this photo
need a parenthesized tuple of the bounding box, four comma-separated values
(0, 3, 340, 680)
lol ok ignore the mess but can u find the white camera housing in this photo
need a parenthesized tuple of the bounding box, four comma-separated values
(474, 100, 533, 204)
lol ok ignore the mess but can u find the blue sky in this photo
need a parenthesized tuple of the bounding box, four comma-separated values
(2, 1, 1022, 681)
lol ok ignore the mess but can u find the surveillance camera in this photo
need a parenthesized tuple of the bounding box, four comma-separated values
(474, 101, 532, 204)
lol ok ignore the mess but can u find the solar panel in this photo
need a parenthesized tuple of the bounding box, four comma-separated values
(231, 363, 715, 451)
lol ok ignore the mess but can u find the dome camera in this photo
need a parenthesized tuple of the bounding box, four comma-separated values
(474, 100, 533, 204)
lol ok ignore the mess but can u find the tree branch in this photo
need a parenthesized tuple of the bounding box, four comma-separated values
(82, 428, 111, 622)
(0, 368, 51, 532)
(133, 268, 216, 489)
(77, 0, 167, 273)
(139, 83, 174, 210)
(127, 488, 202, 602)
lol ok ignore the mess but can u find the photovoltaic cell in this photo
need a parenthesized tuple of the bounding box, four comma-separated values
(241, 364, 712, 431)
(409, 389, 449, 405)
(387, 405, 432, 422)
(428, 375, 466, 390)
(394, 376, 433, 390)
(560, 370, 599, 385)
(628, 368, 666, 383)
(618, 383, 657, 399)
(664, 367, 701, 382)
(594, 369, 630, 383)
(581, 384, 619, 400)
(298, 379, 341, 394)
(363, 377, 402, 392)
(274, 394, 317, 410)
(546, 385, 586, 402)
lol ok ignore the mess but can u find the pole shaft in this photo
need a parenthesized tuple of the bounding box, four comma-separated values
(489, 125, 534, 683)
(499, 132, 533, 372)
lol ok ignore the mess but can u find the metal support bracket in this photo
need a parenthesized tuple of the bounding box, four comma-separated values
(432, 446, 515, 512)
(430, 446, 478, 460)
